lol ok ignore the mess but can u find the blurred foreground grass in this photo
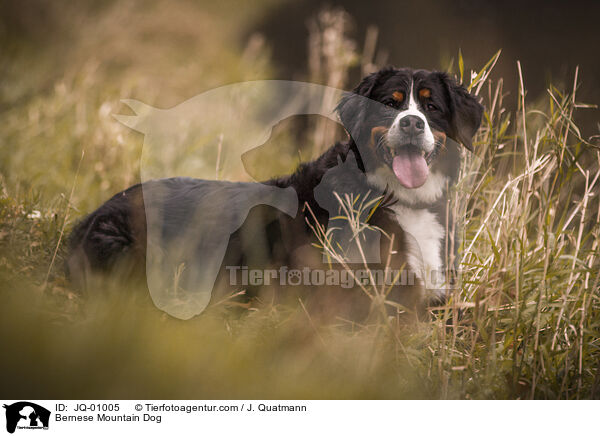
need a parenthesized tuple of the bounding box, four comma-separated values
(1, 1, 599, 399)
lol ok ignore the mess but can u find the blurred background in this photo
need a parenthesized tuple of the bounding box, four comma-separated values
(257, 0, 599, 129)
(1, 0, 599, 399)
(2, 0, 599, 206)
(2, 0, 599, 201)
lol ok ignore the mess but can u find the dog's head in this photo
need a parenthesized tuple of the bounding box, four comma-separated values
(337, 67, 483, 203)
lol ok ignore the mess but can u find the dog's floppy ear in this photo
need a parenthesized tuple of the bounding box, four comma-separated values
(437, 73, 484, 151)
(336, 69, 391, 144)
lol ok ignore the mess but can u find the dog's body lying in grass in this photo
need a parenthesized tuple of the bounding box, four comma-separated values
(67, 67, 483, 320)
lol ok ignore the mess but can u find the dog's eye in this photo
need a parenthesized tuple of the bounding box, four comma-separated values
(426, 103, 438, 111)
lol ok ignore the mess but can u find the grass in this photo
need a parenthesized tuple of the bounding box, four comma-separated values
(1, 2, 599, 399)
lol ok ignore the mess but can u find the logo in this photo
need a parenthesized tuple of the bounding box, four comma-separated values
(3, 402, 50, 434)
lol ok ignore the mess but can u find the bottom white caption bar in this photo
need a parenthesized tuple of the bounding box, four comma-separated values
(0, 400, 595, 435)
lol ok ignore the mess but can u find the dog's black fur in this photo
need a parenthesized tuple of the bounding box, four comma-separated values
(67, 67, 483, 319)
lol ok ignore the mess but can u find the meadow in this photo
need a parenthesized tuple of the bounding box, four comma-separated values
(1, 1, 598, 399)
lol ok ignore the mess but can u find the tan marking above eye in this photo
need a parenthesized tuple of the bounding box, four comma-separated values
(419, 88, 431, 99)
(392, 91, 404, 102)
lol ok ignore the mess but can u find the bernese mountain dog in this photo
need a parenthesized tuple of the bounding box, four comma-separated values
(67, 67, 483, 320)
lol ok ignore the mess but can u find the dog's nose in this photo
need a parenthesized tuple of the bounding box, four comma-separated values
(399, 115, 424, 136)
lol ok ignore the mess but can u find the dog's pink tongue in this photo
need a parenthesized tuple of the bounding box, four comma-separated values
(392, 150, 429, 189)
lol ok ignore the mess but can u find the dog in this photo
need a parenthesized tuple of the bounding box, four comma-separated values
(67, 67, 483, 320)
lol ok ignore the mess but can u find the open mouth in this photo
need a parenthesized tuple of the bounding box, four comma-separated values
(370, 127, 437, 190)
(391, 145, 430, 189)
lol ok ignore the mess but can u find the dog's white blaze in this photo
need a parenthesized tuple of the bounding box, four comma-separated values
(407, 80, 418, 111)
(390, 204, 447, 297)
(387, 80, 435, 152)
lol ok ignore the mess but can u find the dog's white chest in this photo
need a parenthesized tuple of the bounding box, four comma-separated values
(390, 205, 445, 291)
